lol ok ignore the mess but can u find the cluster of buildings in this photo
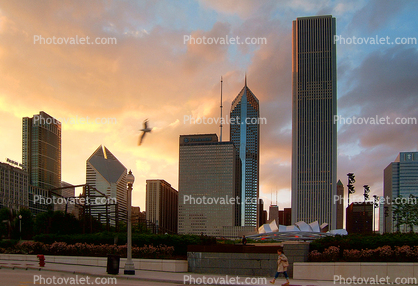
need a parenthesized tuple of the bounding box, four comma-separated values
(1, 15, 417, 237)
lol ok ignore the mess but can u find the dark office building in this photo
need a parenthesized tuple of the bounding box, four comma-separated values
(346, 202, 373, 234)
(279, 208, 292, 226)
(291, 15, 337, 229)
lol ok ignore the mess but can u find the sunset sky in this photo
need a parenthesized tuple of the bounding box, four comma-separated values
(0, 0, 417, 212)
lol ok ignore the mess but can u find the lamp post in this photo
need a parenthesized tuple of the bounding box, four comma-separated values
(373, 195, 379, 233)
(124, 170, 135, 275)
(19, 215, 22, 241)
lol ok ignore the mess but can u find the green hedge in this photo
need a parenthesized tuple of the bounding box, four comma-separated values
(33, 233, 216, 256)
(310, 233, 418, 253)
(0, 239, 18, 249)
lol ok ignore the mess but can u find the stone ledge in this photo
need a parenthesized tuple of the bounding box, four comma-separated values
(0, 254, 187, 273)
(294, 262, 418, 284)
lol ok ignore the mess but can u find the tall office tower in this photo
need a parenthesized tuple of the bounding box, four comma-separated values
(258, 199, 266, 226)
(230, 79, 260, 227)
(86, 145, 127, 224)
(146, 179, 178, 234)
(0, 161, 29, 211)
(291, 15, 337, 229)
(336, 180, 344, 229)
(384, 152, 418, 233)
(178, 134, 241, 236)
(269, 205, 279, 226)
(22, 111, 61, 189)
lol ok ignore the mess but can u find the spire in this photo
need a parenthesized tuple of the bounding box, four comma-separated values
(245, 73, 247, 86)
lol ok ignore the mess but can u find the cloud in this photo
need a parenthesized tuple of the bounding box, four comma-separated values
(348, 0, 413, 32)
(0, 0, 416, 215)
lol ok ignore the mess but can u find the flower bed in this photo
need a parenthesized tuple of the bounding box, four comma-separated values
(309, 245, 418, 262)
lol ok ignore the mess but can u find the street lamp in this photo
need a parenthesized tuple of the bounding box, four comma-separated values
(19, 215, 22, 241)
(373, 195, 379, 233)
(124, 170, 135, 275)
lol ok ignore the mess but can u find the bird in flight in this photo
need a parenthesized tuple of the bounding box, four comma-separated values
(138, 119, 152, 146)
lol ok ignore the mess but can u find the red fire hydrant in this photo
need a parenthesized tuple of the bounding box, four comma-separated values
(37, 254, 45, 267)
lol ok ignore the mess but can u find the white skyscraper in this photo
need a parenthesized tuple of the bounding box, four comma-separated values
(86, 145, 127, 225)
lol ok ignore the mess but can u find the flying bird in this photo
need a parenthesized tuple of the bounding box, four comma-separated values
(138, 119, 152, 146)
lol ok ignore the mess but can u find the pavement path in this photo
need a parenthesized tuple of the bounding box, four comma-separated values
(0, 258, 416, 285)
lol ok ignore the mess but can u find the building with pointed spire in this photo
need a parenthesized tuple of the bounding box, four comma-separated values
(336, 180, 344, 229)
(291, 15, 337, 229)
(230, 77, 260, 227)
(86, 145, 127, 225)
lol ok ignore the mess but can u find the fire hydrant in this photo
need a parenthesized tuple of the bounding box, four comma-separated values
(37, 254, 45, 267)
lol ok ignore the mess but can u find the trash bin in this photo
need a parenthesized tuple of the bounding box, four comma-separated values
(107, 255, 120, 274)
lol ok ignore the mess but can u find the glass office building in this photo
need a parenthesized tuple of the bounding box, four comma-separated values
(22, 111, 61, 190)
(291, 16, 338, 229)
(384, 152, 418, 233)
(230, 80, 260, 227)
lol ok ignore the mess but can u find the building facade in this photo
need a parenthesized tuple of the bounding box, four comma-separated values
(279, 208, 292, 226)
(52, 181, 76, 215)
(384, 152, 418, 233)
(0, 161, 29, 211)
(86, 145, 127, 225)
(291, 15, 337, 229)
(146, 179, 178, 234)
(230, 79, 260, 227)
(336, 180, 344, 229)
(269, 205, 279, 226)
(258, 199, 266, 227)
(346, 202, 373, 234)
(178, 134, 241, 236)
(22, 111, 61, 190)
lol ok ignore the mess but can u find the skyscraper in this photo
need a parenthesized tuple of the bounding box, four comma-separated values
(86, 145, 127, 224)
(291, 15, 337, 229)
(230, 79, 260, 227)
(384, 152, 418, 233)
(146, 179, 178, 234)
(178, 134, 241, 236)
(22, 111, 61, 189)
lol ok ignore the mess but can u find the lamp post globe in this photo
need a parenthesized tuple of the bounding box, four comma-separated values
(124, 170, 135, 275)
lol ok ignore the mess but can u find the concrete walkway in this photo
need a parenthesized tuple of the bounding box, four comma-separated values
(0, 257, 414, 285)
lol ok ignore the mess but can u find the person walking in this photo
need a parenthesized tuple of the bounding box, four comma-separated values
(241, 235, 247, 245)
(270, 248, 290, 285)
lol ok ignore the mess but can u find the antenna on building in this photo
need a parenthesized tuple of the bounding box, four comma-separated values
(220, 76, 223, 142)
(276, 188, 278, 206)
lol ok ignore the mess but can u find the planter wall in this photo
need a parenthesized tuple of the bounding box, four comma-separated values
(0, 254, 188, 272)
(188, 243, 310, 277)
(294, 262, 418, 284)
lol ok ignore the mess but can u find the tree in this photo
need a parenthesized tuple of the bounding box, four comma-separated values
(393, 195, 418, 232)
(0, 208, 13, 239)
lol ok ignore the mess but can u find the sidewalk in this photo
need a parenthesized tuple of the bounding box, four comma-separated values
(0, 258, 411, 285)
(0, 258, 315, 285)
